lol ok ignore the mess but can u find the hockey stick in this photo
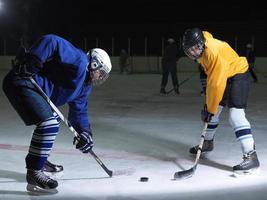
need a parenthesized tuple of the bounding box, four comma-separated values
(29, 77, 113, 177)
(166, 88, 174, 94)
(166, 77, 189, 94)
(166, 72, 198, 94)
(174, 122, 208, 179)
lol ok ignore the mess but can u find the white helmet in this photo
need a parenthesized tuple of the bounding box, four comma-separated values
(246, 43, 252, 49)
(167, 38, 175, 44)
(87, 48, 112, 85)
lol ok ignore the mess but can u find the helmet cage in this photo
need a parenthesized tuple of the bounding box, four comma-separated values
(90, 68, 109, 86)
(184, 42, 204, 60)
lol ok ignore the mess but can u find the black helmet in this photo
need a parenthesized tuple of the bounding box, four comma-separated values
(182, 28, 205, 60)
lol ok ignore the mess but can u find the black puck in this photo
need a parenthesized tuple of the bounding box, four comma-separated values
(140, 177, 149, 182)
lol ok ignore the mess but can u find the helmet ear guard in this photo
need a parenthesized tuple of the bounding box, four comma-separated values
(182, 28, 205, 60)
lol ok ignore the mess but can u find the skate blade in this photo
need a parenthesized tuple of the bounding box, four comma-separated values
(44, 171, 64, 180)
(26, 184, 58, 195)
(233, 168, 260, 177)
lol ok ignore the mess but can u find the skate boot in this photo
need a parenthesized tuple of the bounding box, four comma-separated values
(189, 139, 214, 154)
(160, 87, 167, 95)
(233, 150, 260, 175)
(26, 169, 58, 193)
(43, 160, 64, 179)
(174, 86, 180, 95)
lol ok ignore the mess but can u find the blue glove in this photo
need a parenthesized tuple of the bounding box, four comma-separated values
(73, 131, 93, 153)
(201, 105, 214, 122)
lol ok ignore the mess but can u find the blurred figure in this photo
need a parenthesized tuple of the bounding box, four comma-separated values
(119, 49, 130, 74)
(246, 43, 258, 83)
(160, 38, 180, 95)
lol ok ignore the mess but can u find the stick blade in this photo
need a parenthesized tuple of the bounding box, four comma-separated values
(107, 170, 113, 177)
(166, 88, 174, 94)
(174, 166, 196, 180)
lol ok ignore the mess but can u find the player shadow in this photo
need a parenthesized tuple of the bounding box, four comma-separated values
(59, 176, 111, 181)
(0, 169, 25, 183)
(0, 189, 58, 197)
(0, 170, 27, 197)
(90, 118, 233, 172)
(174, 153, 232, 172)
(95, 122, 192, 163)
(0, 190, 28, 196)
(198, 157, 233, 172)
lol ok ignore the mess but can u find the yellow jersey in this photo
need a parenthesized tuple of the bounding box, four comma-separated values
(197, 31, 248, 114)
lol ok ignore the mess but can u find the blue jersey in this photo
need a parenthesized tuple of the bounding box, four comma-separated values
(31, 34, 91, 133)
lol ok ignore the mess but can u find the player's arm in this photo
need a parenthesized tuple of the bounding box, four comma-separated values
(68, 85, 91, 132)
(205, 55, 228, 115)
(13, 34, 63, 77)
(68, 85, 93, 153)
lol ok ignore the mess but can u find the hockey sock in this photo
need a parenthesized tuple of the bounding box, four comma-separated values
(26, 116, 60, 170)
(204, 105, 223, 140)
(229, 108, 254, 154)
(237, 133, 254, 154)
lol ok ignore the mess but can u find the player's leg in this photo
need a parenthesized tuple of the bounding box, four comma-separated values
(229, 108, 259, 175)
(2, 74, 59, 192)
(160, 64, 169, 94)
(43, 112, 64, 178)
(26, 115, 60, 192)
(228, 72, 260, 174)
(249, 65, 258, 83)
(189, 105, 223, 154)
(170, 65, 179, 94)
(190, 76, 230, 155)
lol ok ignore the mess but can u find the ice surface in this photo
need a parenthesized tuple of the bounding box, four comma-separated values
(1, 70, 267, 200)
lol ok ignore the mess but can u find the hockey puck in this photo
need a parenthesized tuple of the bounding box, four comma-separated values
(139, 177, 149, 182)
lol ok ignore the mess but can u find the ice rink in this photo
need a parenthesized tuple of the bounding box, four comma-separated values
(0, 69, 267, 200)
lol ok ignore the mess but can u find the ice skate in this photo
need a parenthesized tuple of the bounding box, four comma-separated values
(26, 169, 58, 194)
(43, 160, 64, 179)
(174, 86, 180, 95)
(189, 139, 213, 155)
(233, 150, 260, 176)
(160, 88, 167, 96)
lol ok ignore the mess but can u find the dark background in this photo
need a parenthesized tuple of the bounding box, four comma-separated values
(0, 0, 266, 56)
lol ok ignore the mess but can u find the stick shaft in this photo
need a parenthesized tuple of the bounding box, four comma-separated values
(193, 122, 208, 166)
(166, 72, 198, 94)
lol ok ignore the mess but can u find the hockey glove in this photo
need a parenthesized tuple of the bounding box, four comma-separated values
(201, 104, 214, 122)
(12, 54, 42, 78)
(73, 131, 93, 153)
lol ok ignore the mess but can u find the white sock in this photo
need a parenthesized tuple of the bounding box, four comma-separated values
(238, 134, 255, 154)
(204, 105, 223, 140)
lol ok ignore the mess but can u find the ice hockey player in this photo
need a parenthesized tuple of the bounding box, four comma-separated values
(182, 28, 260, 175)
(160, 38, 180, 95)
(2, 34, 112, 192)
